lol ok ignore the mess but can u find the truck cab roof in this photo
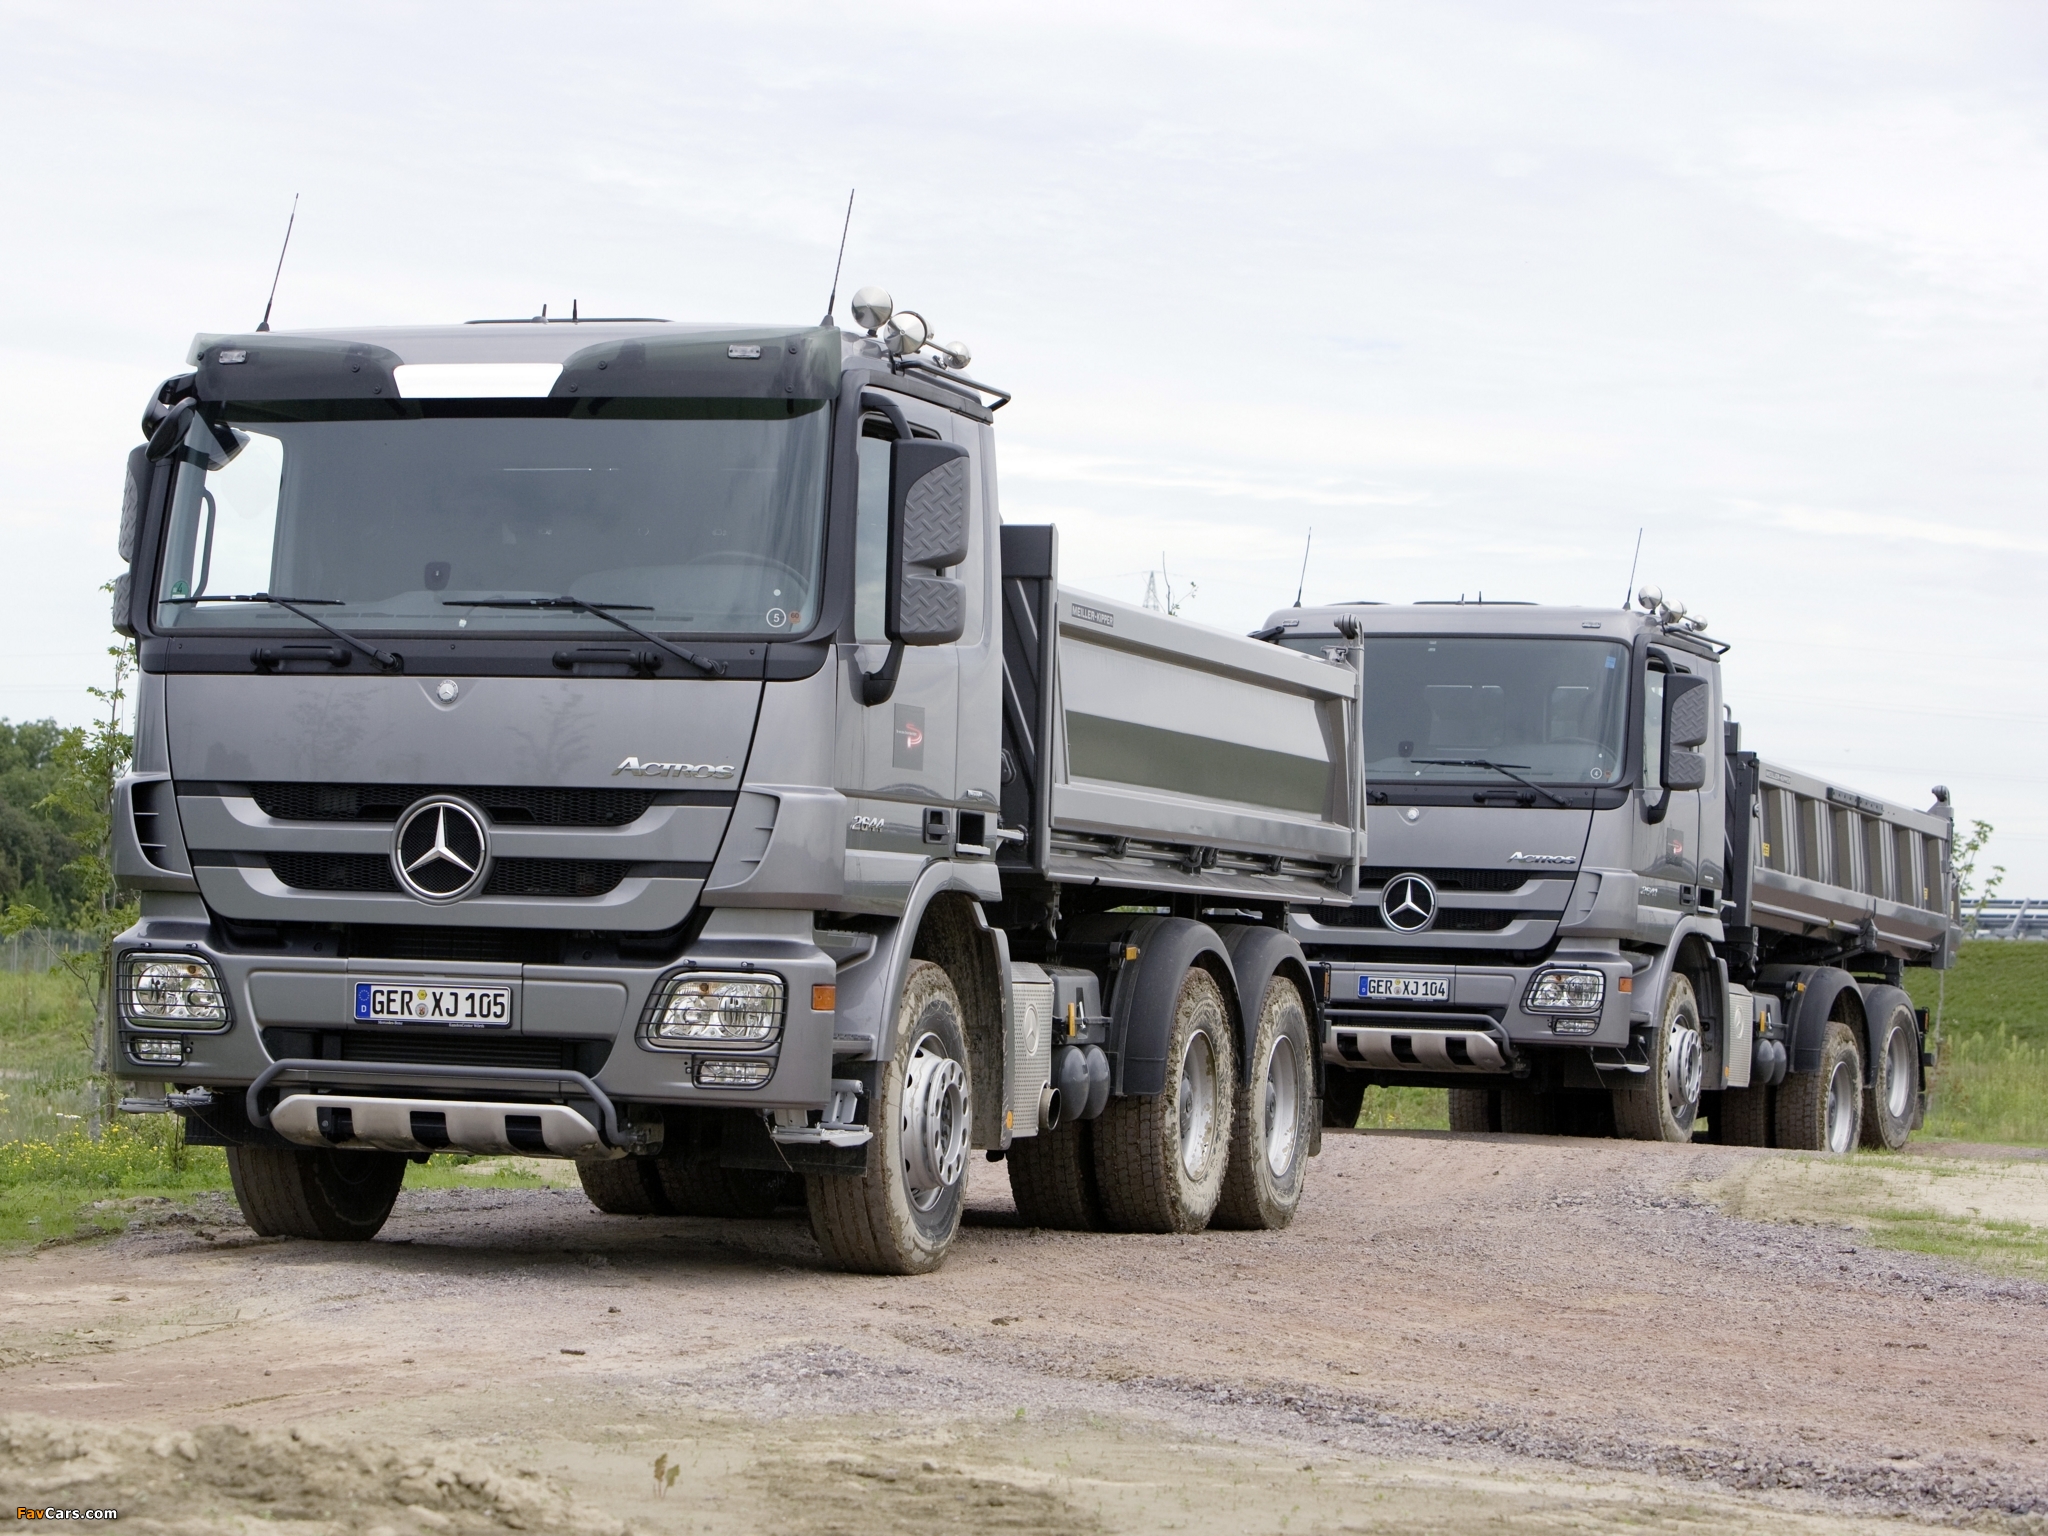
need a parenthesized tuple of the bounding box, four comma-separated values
(1260, 602, 1722, 657)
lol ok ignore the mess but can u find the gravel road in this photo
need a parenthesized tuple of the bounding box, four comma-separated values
(4, 1129, 2045, 1534)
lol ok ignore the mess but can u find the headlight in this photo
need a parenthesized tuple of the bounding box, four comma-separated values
(1523, 968, 1605, 1014)
(120, 954, 230, 1028)
(644, 972, 784, 1049)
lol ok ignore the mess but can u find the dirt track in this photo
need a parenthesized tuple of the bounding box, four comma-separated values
(5, 1130, 2046, 1534)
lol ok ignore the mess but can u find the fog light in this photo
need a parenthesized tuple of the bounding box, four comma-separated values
(1549, 1017, 1598, 1037)
(696, 1058, 774, 1088)
(121, 954, 229, 1028)
(1523, 968, 1605, 1014)
(645, 972, 784, 1049)
(129, 1035, 186, 1064)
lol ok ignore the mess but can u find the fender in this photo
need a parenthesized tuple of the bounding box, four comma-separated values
(1068, 913, 1238, 1097)
(831, 859, 1002, 1066)
(1211, 924, 1318, 1085)
(1758, 964, 1865, 1076)
(1623, 914, 1725, 1031)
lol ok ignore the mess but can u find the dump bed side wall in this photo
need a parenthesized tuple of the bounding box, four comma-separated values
(997, 559, 1358, 904)
(1739, 756, 1956, 964)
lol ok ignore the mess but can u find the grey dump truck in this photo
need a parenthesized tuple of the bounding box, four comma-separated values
(1258, 592, 1959, 1152)
(106, 290, 1365, 1272)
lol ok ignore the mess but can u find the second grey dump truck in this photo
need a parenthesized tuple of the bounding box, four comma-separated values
(107, 291, 1365, 1273)
(1259, 592, 1959, 1153)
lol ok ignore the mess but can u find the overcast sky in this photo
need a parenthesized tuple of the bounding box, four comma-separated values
(3, 1, 2044, 890)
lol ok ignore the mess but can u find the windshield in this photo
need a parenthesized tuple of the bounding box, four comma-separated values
(152, 399, 830, 637)
(1282, 634, 1631, 785)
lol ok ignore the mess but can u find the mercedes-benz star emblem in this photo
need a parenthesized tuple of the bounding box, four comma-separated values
(391, 797, 490, 903)
(1380, 872, 1438, 933)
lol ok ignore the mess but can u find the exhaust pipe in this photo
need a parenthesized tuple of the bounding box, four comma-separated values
(1038, 1081, 1062, 1133)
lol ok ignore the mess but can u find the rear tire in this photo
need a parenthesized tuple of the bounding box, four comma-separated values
(227, 1146, 406, 1241)
(1006, 1119, 1104, 1230)
(1777, 1018, 1863, 1153)
(1860, 995, 1919, 1151)
(655, 1157, 801, 1217)
(1498, 1084, 1550, 1133)
(1093, 966, 1236, 1233)
(805, 961, 971, 1274)
(1613, 973, 1703, 1142)
(1214, 976, 1313, 1230)
(576, 1155, 671, 1215)
(1321, 1066, 1366, 1129)
(1447, 1087, 1500, 1133)
(1714, 1085, 1772, 1146)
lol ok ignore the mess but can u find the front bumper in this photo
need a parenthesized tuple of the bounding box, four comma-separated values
(110, 914, 841, 1117)
(1319, 953, 1633, 1074)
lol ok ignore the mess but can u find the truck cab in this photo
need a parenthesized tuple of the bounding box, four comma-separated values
(1259, 596, 1956, 1149)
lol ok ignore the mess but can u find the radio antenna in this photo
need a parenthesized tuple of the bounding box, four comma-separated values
(255, 193, 300, 334)
(1292, 527, 1313, 607)
(820, 188, 855, 327)
(1622, 526, 1643, 609)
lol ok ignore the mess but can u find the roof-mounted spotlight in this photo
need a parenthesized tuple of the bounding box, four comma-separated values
(1636, 585, 1663, 612)
(850, 285, 893, 335)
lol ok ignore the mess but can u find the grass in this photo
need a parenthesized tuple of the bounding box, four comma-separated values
(1351, 1084, 1449, 1130)
(1702, 1153, 2048, 1280)
(1905, 941, 2048, 1146)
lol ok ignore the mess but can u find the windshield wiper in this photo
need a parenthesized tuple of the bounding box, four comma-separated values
(164, 593, 401, 671)
(449, 597, 728, 677)
(1410, 758, 1572, 809)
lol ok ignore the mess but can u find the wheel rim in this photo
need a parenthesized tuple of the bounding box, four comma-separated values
(1263, 1035, 1301, 1177)
(1885, 1023, 1915, 1121)
(1824, 1058, 1858, 1153)
(901, 1031, 969, 1211)
(1665, 1015, 1703, 1125)
(1178, 1028, 1219, 1178)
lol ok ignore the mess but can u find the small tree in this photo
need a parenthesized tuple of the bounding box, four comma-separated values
(1952, 818, 2004, 937)
(28, 622, 140, 1126)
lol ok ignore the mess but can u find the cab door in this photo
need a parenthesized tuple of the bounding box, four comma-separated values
(1632, 648, 1702, 934)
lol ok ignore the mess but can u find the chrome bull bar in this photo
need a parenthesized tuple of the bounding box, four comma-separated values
(1334, 1025, 1509, 1073)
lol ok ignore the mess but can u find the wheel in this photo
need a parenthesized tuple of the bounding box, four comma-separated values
(1777, 1017, 1863, 1153)
(1613, 973, 1703, 1142)
(226, 1146, 406, 1241)
(1447, 1087, 1500, 1133)
(577, 1155, 672, 1215)
(1006, 1119, 1104, 1230)
(655, 1155, 801, 1218)
(1092, 966, 1236, 1233)
(1321, 1066, 1366, 1129)
(1499, 1083, 1551, 1133)
(804, 961, 971, 1274)
(1214, 976, 1314, 1230)
(1713, 1085, 1772, 1146)
(1860, 995, 1919, 1151)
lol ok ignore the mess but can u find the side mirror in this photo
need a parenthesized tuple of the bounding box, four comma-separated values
(1661, 673, 1711, 792)
(119, 445, 152, 563)
(885, 438, 970, 646)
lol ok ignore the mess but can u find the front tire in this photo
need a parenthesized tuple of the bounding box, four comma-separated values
(1321, 1066, 1366, 1129)
(1613, 973, 1703, 1142)
(1214, 976, 1313, 1230)
(805, 961, 971, 1274)
(1093, 966, 1236, 1233)
(1777, 1018, 1863, 1153)
(577, 1155, 671, 1215)
(227, 1146, 406, 1241)
(1860, 996, 1919, 1150)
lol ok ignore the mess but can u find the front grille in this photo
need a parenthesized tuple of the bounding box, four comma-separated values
(1360, 867, 1539, 893)
(342, 926, 563, 964)
(245, 783, 667, 826)
(1317, 905, 1524, 933)
(268, 853, 630, 898)
(261, 1027, 612, 1074)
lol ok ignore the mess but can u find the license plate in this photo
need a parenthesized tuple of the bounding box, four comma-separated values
(353, 981, 512, 1027)
(1360, 975, 1451, 1002)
